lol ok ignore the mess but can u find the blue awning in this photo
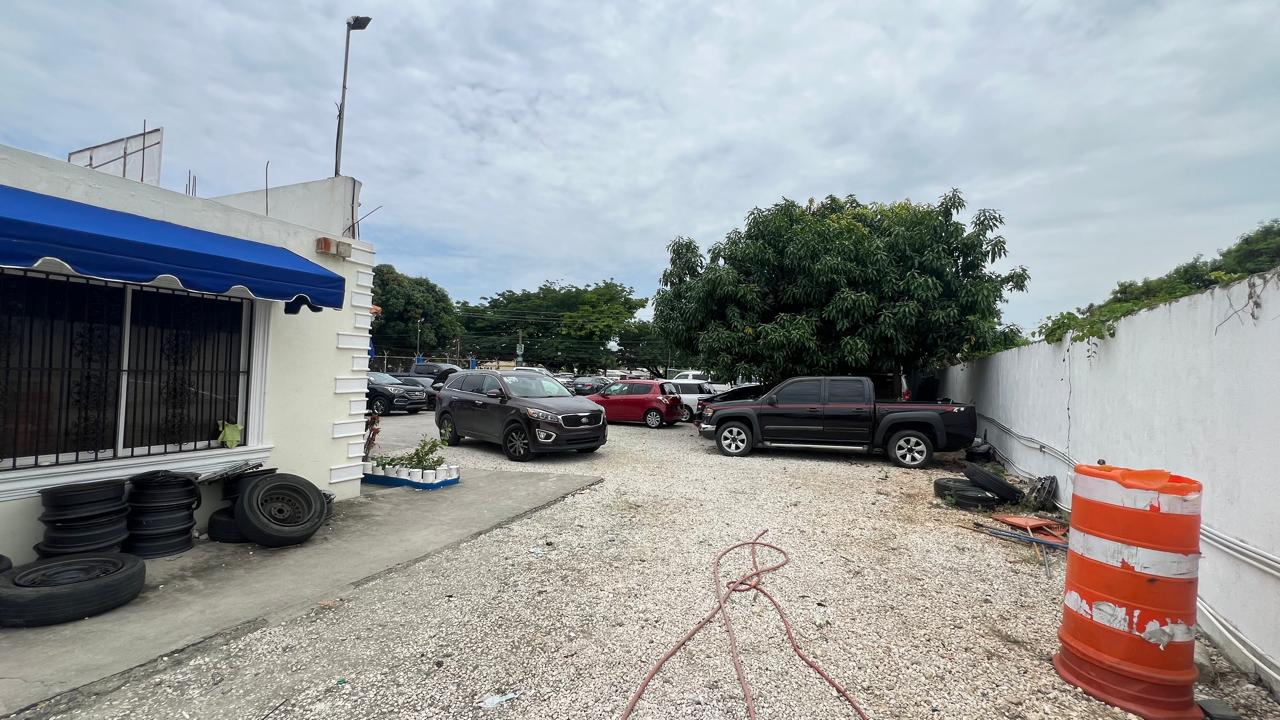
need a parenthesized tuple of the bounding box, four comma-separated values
(0, 183, 345, 309)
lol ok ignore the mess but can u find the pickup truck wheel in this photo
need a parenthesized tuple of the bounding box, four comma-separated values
(889, 430, 933, 468)
(716, 422, 753, 457)
(370, 397, 389, 416)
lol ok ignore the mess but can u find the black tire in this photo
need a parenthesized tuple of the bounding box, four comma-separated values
(221, 468, 278, 500)
(43, 516, 129, 546)
(679, 405, 693, 423)
(576, 446, 600, 454)
(34, 536, 128, 558)
(39, 499, 129, 523)
(370, 397, 389, 416)
(502, 425, 533, 462)
(0, 553, 146, 628)
(207, 508, 248, 543)
(949, 487, 1001, 511)
(127, 507, 196, 533)
(716, 421, 753, 457)
(964, 463, 1024, 503)
(438, 414, 461, 446)
(234, 474, 326, 548)
(932, 476, 974, 499)
(127, 485, 199, 509)
(123, 533, 194, 559)
(887, 430, 934, 469)
(40, 480, 126, 509)
(643, 409, 663, 429)
(0, 555, 10, 574)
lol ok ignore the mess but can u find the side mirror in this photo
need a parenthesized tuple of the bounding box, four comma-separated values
(485, 388, 504, 399)
(766, 396, 778, 406)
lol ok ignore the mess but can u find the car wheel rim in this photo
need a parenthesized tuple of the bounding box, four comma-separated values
(441, 419, 453, 438)
(15, 557, 124, 588)
(258, 486, 314, 527)
(721, 427, 746, 452)
(646, 412, 661, 428)
(373, 400, 386, 414)
(896, 437, 925, 465)
(507, 430, 529, 457)
(680, 407, 691, 422)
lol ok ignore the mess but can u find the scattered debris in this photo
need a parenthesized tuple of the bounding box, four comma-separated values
(1198, 697, 1244, 720)
(1026, 475, 1059, 511)
(479, 692, 519, 709)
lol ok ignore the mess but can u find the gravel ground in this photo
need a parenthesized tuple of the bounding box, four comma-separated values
(18, 415, 1279, 720)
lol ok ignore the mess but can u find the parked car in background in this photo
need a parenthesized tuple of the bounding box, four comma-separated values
(671, 370, 730, 393)
(697, 376, 975, 468)
(572, 375, 611, 396)
(409, 362, 462, 380)
(553, 372, 576, 388)
(390, 375, 439, 409)
(670, 380, 715, 422)
(435, 370, 607, 461)
(586, 379, 683, 428)
(366, 371, 428, 415)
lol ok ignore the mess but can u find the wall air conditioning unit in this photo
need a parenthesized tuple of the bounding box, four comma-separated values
(315, 236, 352, 259)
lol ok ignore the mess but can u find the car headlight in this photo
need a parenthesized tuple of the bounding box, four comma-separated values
(387, 386, 405, 395)
(526, 408, 559, 423)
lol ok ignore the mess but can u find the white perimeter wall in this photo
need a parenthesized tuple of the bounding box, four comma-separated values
(0, 146, 375, 564)
(941, 274, 1280, 695)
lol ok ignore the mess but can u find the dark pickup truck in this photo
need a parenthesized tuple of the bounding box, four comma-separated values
(697, 375, 975, 468)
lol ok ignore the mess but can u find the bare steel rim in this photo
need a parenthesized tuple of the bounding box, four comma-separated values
(644, 410, 663, 428)
(894, 435, 927, 465)
(14, 557, 124, 588)
(505, 427, 530, 457)
(257, 484, 317, 527)
(720, 425, 748, 453)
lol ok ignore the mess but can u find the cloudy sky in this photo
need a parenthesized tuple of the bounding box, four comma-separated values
(2, 1, 1277, 328)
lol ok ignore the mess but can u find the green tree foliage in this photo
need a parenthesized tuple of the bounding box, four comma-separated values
(1035, 219, 1280, 343)
(653, 191, 1029, 384)
(370, 264, 463, 356)
(458, 281, 646, 372)
(614, 319, 697, 378)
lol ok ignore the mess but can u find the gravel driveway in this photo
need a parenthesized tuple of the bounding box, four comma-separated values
(21, 414, 1279, 720)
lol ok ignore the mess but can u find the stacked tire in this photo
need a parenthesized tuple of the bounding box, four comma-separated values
(123, 471, 200, 559)
(210, 473, 328, 548)
(36, 480, 129, 557)
(932, 464, 1027, 511)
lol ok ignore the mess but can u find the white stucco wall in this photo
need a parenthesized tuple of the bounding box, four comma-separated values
(213, 177, 360, 240)
(941, 273, 1280, 694)
(0, 145, 375, 564)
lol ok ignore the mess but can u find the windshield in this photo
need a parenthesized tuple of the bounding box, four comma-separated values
(502, 374, 572, 398)
(368, 372, 398, 385)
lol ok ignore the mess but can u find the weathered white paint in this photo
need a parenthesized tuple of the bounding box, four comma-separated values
(0, 145, 373, 563)
(1064, 591, 1194, 647)
(1069, 531, 1200, 579)
(941, 272, 1280, 691)
(1072, 473, 1202, 515)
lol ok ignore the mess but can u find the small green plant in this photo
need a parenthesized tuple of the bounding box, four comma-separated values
(372, 435, 445, 470)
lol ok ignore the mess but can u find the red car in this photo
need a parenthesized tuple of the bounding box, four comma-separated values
(587, 379, 683, 428)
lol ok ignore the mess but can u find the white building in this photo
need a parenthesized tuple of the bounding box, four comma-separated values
(0, 144, 375, 564)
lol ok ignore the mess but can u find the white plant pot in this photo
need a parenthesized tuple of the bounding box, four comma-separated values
(361, 462, 374, 474)
(409, 469, 423, 481)
(396, 467, 411, 479)
(372, 465, 384, 476)
(423, 470, 437, 482)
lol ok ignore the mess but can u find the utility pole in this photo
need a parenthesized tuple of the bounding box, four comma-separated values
(334, 16, 372, 177)
(415, 317, 423, 357)
(515, 328, 524, 365)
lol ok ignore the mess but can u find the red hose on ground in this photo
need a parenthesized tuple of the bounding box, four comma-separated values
(620, 530, 872, 719)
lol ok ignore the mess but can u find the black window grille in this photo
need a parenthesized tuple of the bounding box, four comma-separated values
(0, 269, 252, 470)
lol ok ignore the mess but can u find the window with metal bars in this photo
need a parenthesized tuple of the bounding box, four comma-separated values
(0, 269, 252, 470)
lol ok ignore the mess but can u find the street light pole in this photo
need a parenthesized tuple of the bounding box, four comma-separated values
(415, 318, 423, 357)
(334, 15, 372, 177)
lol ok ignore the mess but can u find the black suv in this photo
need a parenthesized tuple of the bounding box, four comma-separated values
(367, 371, 428, 415)
(698, 375, 975, 467)
(436, 370, 607, 461)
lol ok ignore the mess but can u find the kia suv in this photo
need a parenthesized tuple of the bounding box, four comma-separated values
(435, 370, 607, 461)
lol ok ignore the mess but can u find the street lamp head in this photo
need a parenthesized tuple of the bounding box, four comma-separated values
(347, 15, 372, 30)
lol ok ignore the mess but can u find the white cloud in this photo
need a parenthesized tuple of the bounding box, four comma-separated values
(2, 0, 1277, 328)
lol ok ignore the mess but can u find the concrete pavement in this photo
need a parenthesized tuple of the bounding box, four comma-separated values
(0, 468, 600, 716)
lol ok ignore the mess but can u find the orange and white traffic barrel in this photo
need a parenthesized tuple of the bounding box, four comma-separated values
(1054, 464, 1203, 720)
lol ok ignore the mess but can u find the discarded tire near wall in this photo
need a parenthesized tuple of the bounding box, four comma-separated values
(932, 477, 1001, 511)
(123, 471, 200, 559)
(0, 553, 146, 628)
(234, 474, 326, 548)
(1054, 464, 1203, 720)
(36, 480, 129, 557)
(207, 507, 248, 544)
(963, 463, 1024, 503)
